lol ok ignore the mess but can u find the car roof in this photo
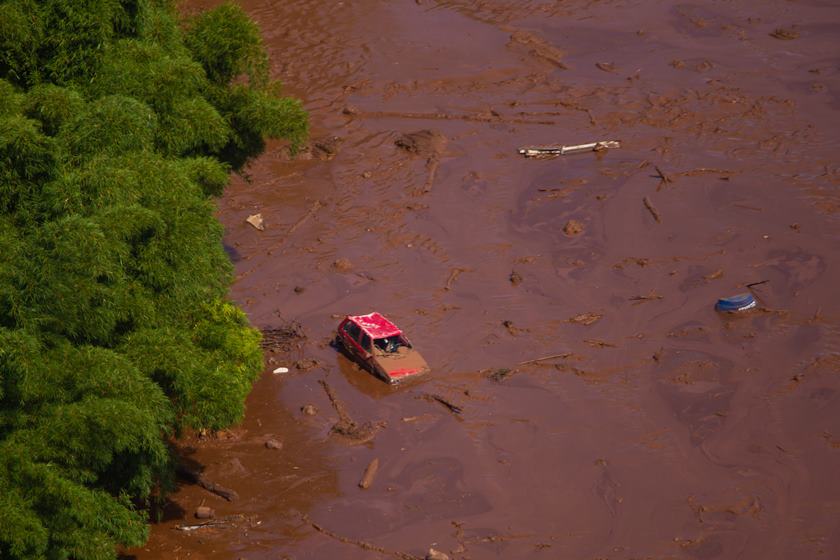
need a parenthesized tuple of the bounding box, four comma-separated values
(347, 312, 402, 339)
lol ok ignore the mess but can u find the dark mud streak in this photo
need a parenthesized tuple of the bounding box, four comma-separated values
(134, 0, 840, 559)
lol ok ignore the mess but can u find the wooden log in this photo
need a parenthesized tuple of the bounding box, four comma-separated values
(358, 458, 380, 489)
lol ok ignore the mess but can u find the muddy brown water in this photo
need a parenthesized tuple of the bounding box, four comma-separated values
(130, 1, 840, 558)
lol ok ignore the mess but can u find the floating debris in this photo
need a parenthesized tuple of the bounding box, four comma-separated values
(260, 322, 305, 353)
(563, 219, 584, 236)
(643, 196, 661, 223)
(245, 213, 264, 230)
(770, 27, 799, 40)
(715, 293, 756, 312)
(518, 140, 620, 158)
(568, 312, 602, 326)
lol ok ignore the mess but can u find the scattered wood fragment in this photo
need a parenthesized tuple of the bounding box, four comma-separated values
(509, 270, 523, 286)
(507, 30, 568, 68)
(418, 393, 463, 415)
(312, 137, 342, 160)
(360, 109, 555, 126)
(518, 353, 572, 366)
(358, 458, 380, 489)
(732, 203, 763, 211)
(676, 167, 732, 177)
(584, 339, 616, 348)
(307, 516, 422, 560)
(643, 196, 661, 223)
(568, 312, 602, 326)
(487, 368, 513, 382)
(502, 319, 521, 336)
(629, 291, 663, 303)
(423, 155, 441, 193)
(288, 200, 324, 236)
(653, 165, 673, 190)
(444, 267, 469, 291)
(563, 219, 584, 236)
(770, 27, 799, 40)
(260, 322, 305, 352)
(176, 464, 239, 502)
(595, 61, 616, 73)
(704, 269, 724, 281)
(746, 280, 769, 289)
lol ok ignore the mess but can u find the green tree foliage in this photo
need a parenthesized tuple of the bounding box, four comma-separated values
(0, 1, 307, 558)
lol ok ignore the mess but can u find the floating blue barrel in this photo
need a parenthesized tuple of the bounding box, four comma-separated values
(715, 293, 756, 312)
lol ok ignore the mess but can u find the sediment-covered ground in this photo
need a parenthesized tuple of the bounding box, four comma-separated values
(131, 1, 840, 558)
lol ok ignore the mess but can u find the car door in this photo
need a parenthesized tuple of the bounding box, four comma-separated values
(358, 333, 373, 361)
(342, 321, 365, 358)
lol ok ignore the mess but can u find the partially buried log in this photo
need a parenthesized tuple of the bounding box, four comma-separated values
(176, 464, 239, 502)
(319, 379, 381, 444)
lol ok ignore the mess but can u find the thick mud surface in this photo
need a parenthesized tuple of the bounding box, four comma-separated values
(132, 1, 840, 558)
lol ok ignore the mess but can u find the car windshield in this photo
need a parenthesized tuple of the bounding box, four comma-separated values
(374, 335, 407, 353)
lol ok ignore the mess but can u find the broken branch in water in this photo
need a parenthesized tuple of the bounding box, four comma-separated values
(518, 353, 572, 366)
(176, 464, 239, 502)
(418, 393, 463, 415)
(653, 165, 673, 190)
(643, 196, 661, 223)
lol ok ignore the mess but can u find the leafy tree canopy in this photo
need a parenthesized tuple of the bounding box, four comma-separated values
(0, 1, 306, 558)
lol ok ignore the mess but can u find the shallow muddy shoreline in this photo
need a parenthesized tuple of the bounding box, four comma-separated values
(130, 1, 840, 558)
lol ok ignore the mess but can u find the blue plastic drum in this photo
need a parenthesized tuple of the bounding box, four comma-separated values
(715, 293, 756, 312)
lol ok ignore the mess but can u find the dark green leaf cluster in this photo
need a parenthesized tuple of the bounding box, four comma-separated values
(0, 1, 306, 558)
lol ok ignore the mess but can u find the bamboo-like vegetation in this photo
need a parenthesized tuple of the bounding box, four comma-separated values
(0, 1, 307, 557)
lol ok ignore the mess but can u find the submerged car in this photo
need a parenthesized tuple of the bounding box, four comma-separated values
(335, 312, 430, 384)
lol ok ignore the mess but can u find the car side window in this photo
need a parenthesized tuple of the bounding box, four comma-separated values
(344, 322, 361, 341)
(360, 334, 372, 352)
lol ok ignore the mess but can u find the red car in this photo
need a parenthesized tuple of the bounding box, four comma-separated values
(335, 312, 430, 384)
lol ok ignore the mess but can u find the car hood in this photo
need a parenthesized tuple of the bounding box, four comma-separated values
(374, 350, 430, 379)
